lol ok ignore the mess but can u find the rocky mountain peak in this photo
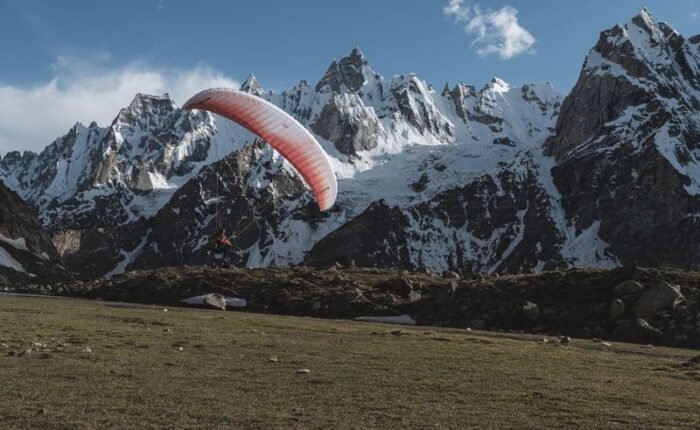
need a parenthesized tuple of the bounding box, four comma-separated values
(627, 8, 683, 49)
(111, 93, 179, 144)
(1, 151, 23, 168)
(118, 93, 177, 122)
(131, 92, 173, 105)
(584, 8, 699, 100)
(315, 47, 377, 93)
(449, 83, 477, 98)
(440, 82, 450, 96)
(589, 8, 690, 74)
(631, 7, 657, 34)
(483, 77, 511, 93)
(389, 73, 420, 90)
(520, 82, 561, 105)
(555, 10, 689, 159)
(543, 9, 700, 271)
(240, 73, 263, 95)
(349, 46, 364, 58)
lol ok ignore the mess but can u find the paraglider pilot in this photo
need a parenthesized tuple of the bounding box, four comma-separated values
(207, 228, 235, 268)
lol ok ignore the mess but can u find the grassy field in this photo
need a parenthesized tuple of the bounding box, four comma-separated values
(0, 295, 699, 429)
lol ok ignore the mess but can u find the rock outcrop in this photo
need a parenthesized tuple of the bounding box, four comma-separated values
(0, 181, 67, 283)
(8, 265, 700, 348)
(545, 8, 700, 269)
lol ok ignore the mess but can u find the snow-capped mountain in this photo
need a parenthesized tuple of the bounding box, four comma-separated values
(546, 7, 700, 269)
(1, 9, 697, 278)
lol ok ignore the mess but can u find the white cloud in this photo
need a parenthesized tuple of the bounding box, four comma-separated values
(692, 12, 699, 19)
(0, 59, 239, 155)
(444, 0, 470, 21)
(444, 0, 535, 60)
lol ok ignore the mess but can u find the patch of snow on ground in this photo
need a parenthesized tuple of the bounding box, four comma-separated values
(560, 220, 619, 268)
(533, 150, 619, 268)
(105, 233, 150, 279)
(655, 125, 700, 195)
(0, 245, 26, 273)
(0, 234, 29, 252)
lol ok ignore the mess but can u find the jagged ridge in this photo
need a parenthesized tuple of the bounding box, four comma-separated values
(2, 9, 699, 278)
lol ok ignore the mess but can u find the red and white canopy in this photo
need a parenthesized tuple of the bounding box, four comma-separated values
(183, 88, 337, 211)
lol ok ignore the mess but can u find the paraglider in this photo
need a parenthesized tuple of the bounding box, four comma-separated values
(182, 88, 338, 211)
(206, 228, 235, 268)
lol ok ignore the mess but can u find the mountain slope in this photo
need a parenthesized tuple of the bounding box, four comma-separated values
(545, 8, 700, 269)
(0, 180, 67, 283)
(2, 9, 699, 277)
(1, 48, 565, 277)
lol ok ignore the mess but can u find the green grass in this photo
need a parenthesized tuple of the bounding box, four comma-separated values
(1, 296, 698, 429)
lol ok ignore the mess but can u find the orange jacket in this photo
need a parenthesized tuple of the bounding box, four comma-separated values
(208, 234, 234, 251)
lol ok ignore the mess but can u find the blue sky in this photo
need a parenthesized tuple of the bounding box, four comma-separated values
(1, 0, 699, 154)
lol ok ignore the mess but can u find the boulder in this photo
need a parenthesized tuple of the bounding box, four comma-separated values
(613, 280, 645, 297)
(435, 281, 458, 304)
(612, 319, 662, 344)
(408, 290, 422, 303)
(468, 319, 486, 330)
(442, 271, 461, 280)
(181, 293, 227, 310)
(522, 301, 540, 322)
(609, 299, 626, 320)
(203, 293, 227, 311)
(592, 302, 609, 316)
(378, 277, 414, 297)
(635, 282, 684, 319)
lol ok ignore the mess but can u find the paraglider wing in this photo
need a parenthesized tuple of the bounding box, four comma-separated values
(182, 88, 337, 211)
